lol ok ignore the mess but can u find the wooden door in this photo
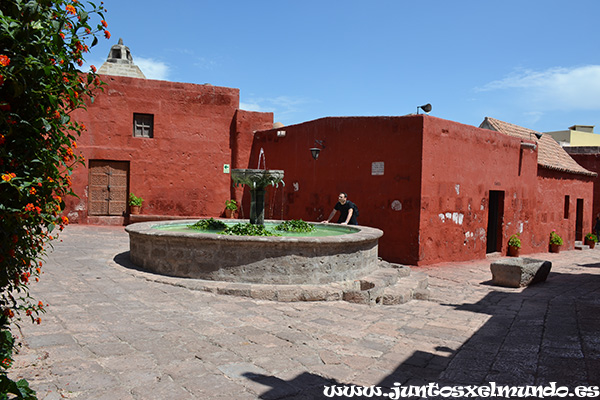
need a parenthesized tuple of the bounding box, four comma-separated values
(88, 160, 129, 216)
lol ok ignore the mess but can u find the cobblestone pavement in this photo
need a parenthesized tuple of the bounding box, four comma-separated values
(9, 225, 600, 399)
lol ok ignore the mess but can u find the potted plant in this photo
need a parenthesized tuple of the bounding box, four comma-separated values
(507, 233, 521, 257)
(549, 230, 563, 253)
(129, 193, 143, 215)
(225, 199, 238, 218)
(585, 233, 597, 249)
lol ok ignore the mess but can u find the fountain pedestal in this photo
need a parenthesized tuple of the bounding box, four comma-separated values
(231, 169, 284, 225)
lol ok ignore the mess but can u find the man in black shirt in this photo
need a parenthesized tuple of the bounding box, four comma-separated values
(323, 192, 358, 225)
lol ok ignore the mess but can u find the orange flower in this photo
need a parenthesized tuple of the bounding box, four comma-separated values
(0, 134, 5, 145)
(29, 187, 36, 195)
(59, 32, 65, 40)
(101, 20, 108, 28)
(65, 4, 76, 15)
(104, 30, 111, 39)
(61, 216, 69, 225)
(0, 55, 10, 67)
(90, 65, 96, 73)
(1, 173, 15, 182)
(24, 203, 35, 211)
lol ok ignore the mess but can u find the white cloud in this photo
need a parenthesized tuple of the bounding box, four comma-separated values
(135, 57, 170, 81)
(477, 65, 600, 110)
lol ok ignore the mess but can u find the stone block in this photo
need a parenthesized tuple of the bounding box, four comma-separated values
(490, 258, 552, 288)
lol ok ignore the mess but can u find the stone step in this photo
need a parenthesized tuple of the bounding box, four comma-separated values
(342, 267, 430, 305)
(574, 241, 590, 250)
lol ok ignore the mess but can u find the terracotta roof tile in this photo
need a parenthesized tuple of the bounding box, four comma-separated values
(480, 117, 596, 177)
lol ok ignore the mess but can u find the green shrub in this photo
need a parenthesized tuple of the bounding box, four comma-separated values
(507, 233, 521, 248)
(221, 223, 279, 236)
(188, 218, 227, 231)
(128, 193, 143, 206)
(274, 219, 315, 233)
(1, 1, 109, 396)
(549, 231, 563, 246)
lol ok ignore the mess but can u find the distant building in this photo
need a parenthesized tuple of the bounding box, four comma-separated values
(545, 125, 600, 147)
(97, 38, 146, 79)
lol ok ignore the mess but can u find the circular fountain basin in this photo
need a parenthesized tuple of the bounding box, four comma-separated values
(126, 219, 383, 285)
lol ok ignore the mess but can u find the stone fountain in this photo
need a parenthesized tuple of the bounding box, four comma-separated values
(231, 168, 284, 225)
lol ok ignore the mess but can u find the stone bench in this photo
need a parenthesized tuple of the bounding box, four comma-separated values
(490, 258, 552, 288)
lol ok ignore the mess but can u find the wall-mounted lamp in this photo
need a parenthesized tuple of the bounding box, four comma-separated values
(417, 103, 432, 114)
(310, 139, 326, 160)
(520, 141, 537, 150)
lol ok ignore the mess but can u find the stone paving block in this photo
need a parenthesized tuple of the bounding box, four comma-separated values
(26, 334, 77, 349)
(490, 257, 552, 287)
(10, 226, 600, 399)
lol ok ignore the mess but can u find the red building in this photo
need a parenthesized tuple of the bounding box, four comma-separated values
(249, 116, 595, 265)
(66, 41, 595, 265)
(68, 74, 272, 225)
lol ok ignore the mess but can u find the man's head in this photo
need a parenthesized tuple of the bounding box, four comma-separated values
(338, 192, 347, 204)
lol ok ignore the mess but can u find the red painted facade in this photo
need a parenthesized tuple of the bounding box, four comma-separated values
(66, 75, 594, 265)
(566, 150, 600, 226)
(251, 116, 594, 264)
(68, 75, 272, 224)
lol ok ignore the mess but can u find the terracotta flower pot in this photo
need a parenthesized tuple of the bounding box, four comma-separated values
(549, 243, 561, 253)
(225, 209, 236, 218)
(130, 205, 141, 215)
(585, 238, 596, 249)
(508, 246, 520, 257)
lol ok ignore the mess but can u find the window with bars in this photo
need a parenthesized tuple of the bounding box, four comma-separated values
(133, 113, 154, 138)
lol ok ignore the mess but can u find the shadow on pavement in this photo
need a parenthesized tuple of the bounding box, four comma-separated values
(244, 271, 600, 399)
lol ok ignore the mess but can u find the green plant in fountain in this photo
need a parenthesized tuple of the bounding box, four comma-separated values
(188, 218, 227, 231)
(0, 1, 109, 398)
(221, 223, 279, 236)
(507, 233, 521, 248)
(549, 230, 563, 246)
(275, 219, 315, 233)
(128, 193, 143, 207)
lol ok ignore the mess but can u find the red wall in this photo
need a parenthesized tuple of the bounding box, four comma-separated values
(251, 116, 424, 263)
(567, 151, 600, 226)
(419, 117, 540, 264)
(251, 115, 594, 265)
(535, 169, 594, 247)
(67, 75, 272, 223)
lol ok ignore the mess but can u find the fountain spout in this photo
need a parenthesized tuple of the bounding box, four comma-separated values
(231, 169, 284, 225)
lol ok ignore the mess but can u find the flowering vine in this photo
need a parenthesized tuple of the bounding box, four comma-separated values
(1, 0, 109, 397)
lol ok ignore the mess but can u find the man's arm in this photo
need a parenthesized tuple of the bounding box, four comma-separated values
(323, 209, 337, 223)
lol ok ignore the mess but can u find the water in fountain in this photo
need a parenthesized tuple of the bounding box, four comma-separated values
(258, 147, 266, 170)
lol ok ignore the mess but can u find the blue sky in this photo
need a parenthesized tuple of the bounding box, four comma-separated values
(86, 0, 600, 133)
